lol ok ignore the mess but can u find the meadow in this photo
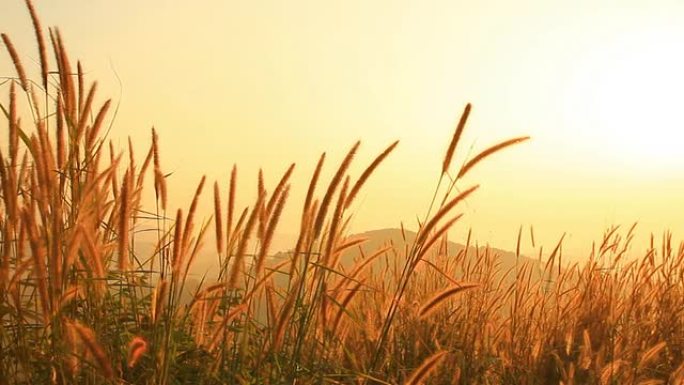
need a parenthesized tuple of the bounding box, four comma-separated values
(2, 2, 684, 384)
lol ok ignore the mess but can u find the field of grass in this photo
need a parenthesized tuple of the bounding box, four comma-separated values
(2, 2, 684, 384)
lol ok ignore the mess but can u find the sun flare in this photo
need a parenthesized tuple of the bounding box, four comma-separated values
(565, 25, 684, 171)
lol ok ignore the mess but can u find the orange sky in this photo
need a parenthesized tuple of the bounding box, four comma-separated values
(2, 0, 684, 260)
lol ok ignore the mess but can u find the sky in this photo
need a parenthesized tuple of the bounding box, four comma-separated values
(2, 0, 684, 261)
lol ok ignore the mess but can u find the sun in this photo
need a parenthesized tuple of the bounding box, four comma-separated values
(564, 25, 684, 173)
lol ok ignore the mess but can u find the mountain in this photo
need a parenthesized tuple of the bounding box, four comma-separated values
(348, 228, 540, 272)
(267, 228, 543, 284)
(131, 228, 543, 303)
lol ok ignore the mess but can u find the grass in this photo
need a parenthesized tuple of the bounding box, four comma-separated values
(2, 2, 684, 384)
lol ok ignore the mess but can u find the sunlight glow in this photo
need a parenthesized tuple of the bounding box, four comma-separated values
(566, 26, 684, 171)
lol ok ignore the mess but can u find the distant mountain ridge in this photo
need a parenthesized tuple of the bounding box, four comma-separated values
(132, 227, 541, 276)
(132, 227, 542, 302)
(336, 228, 540, 273)
(264, 228, 541, 279)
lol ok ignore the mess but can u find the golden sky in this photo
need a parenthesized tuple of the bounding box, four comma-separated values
(3, 0, 684, 260)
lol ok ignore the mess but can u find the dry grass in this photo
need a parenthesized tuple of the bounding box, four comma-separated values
(1, 3, 684, 385)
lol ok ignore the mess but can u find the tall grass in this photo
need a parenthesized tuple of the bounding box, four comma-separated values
(2, 2, 684, 384)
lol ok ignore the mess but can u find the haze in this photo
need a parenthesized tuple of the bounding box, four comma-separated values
(3, 0, 684, 261)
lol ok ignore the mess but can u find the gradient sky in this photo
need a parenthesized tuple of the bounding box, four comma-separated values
(2, 0, 684, 260)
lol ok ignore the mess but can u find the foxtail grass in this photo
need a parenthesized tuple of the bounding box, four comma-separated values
(3, 3, 684, 385)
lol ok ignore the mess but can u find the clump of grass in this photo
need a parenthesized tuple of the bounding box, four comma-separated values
(2, 2, 684, 385)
